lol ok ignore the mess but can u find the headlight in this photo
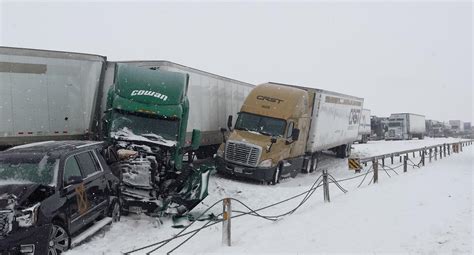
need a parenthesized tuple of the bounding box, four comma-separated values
(16, 203, 40, 228)
(258, 159, 273, 168)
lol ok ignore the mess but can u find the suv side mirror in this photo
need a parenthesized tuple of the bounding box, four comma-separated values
(292, 128, 300, 141)
(227, 115, 233, 131)
(66, 176, 83, 186)
(191, 129, 201, 151)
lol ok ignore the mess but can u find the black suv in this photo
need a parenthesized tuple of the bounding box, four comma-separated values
(0, 141, 120, 254)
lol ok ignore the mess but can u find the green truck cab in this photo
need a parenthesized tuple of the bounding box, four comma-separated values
(104, 64, 209, 215)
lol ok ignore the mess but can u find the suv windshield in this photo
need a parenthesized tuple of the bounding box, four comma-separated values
(234, 112, 286, 137)
(0, 153, 58, 186)
(110, 110, 179, 142)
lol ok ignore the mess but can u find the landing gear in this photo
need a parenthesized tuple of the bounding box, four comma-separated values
(336, 144, 352, 158)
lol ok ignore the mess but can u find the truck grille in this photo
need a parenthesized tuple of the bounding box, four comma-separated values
(389, 130, 395, 137)
(225, 141, 262, 167)
(0, 210, 13, 238)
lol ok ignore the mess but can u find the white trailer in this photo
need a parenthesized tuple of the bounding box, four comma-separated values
(305, 89, 364, 155)
(0, 47, 106, 147)
(357, 109, 371, 143)
(386, 113, 425, 140)
(107, 61, 254, 149)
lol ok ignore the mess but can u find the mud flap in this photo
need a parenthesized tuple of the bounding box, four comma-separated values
(165, 163, 213, 215)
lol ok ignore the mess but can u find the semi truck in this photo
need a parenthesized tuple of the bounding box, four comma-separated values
(370, 116, 389, 140)
(357, 109, 371, 143)
(215, 82, 364, 184)
(0, 47, 254, 215)
(385, 113, 425, 140)
(426, 120, 447, 138)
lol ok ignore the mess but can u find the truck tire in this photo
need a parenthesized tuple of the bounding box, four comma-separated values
(310, 153, 318, 172)
(270, 164, 282, 185)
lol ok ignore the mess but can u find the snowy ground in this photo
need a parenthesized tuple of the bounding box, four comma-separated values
(67, 138, 473, 254)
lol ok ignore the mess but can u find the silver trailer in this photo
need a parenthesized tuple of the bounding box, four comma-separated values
(0, 47, 106, 147)
(357, 109, 371, 143)
(103, 61, 254, 150)
(386, 113, 425, 140)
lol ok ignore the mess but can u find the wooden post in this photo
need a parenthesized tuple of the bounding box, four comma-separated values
(413, 151, 415, 158)
(434, 147, 437, 160)
(460, 142, 463, 152)
(373, 159, 378, 184)
(429, 149, 432, 162)
(391, 154, 394, 164)
(403, 156, 407, 172)
(382, 158, 385, 167)
(222, 198, 232, 246)
(448, 144, 451, 155)
(440, 146, 443, 159)
(443, 144, 446, 157)
(399, 155, 402, 163)
(323, 169, 330, 202)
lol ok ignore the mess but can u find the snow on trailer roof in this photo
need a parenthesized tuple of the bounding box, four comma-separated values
(0, 46, 107, 62)
(267, 81, 364, 102)
(8, 140, 104, 153)
(114, 60, 255, 88)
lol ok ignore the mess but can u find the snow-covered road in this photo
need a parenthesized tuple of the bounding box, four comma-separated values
(67, 138, 472, 254)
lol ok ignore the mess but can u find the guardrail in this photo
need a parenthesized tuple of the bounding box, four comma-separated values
(348, 140, 474, 179)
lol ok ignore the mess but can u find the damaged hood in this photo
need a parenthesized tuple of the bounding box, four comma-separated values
(0, 182, 44, 207)
(111, 127, 177, 147)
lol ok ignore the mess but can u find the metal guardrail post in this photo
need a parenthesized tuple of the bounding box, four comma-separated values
(322, 169, 330, 202)
(373, 159, 378, 184)
(399, 155, 402, 163)
(421, 149, 425, 166)
(391, 154, 394, 164)
(434, 147, 437, 160)
(403, 156, 407, 172)
(440, 146, 443, 159)
(412, 151, 415, 158)
(443, 144, 446, 157)
(429, 148, 432, 162)
(222, 198, 232, 246)
(382, 157, 385, 167)
(448, 144, 451, 155)
(460, 142, 463, 152)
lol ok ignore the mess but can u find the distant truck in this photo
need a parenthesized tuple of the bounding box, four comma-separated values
(449, 120, 464, 135)
(385, 113, 425, 140)
(0, 47, 254, 215)
(216, 82, 364, 184)
(370, 116, 389, 140)
(357, 109, 371, 143)
(426, 120, 446, 138)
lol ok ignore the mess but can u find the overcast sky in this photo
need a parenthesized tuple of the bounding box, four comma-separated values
(1, 0, 472, 122)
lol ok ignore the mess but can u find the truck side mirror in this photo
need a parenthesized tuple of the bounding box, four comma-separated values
(270, 136, 277, 144)
(227, 115, 233, 131)
(292, 128, 300, 141)
(191, 129, 201, 151)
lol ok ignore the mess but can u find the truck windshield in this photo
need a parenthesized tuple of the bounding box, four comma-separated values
(234, 112, 286, 137)
(110, 110, 179, 142)
(0, 153, 58, 186)
(388, 122, 401, 127)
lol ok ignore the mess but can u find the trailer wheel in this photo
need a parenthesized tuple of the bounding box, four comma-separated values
(270, 164, 282, 185)
(310, 153, 319, 172)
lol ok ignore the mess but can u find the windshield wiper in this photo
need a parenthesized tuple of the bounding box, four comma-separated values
(258, 130, 272, 136)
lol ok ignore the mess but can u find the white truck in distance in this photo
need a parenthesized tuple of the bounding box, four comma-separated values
(385, 113, 426, 140)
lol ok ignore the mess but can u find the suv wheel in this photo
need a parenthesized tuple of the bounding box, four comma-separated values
(48, 223, 70, 255)
(108, 199, 121, 222)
